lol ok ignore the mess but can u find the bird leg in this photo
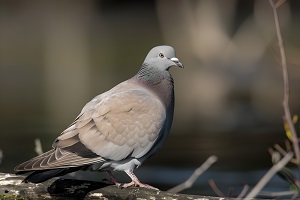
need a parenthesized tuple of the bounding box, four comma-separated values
(123, 170, 159, 190)
(104, 170, 121, 186)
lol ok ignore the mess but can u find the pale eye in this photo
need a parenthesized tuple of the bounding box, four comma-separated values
(159, 53, 164, 58)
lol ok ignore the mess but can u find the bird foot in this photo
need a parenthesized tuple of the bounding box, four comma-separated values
(122, 180, 159, 190)
(102, 178, 121, 186)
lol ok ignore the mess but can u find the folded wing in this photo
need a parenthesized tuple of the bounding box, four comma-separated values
(15, 89, 165, 171)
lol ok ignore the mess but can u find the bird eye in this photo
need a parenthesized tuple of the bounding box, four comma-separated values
(159, 53, 164, 58)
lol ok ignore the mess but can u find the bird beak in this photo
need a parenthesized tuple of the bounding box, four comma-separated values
(170, 57, 184, 68)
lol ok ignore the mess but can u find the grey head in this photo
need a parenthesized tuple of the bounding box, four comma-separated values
(136, 45, 183, 85)
(144, 45, 184, 70)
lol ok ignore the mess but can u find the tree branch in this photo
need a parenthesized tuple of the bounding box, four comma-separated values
(167, 155, 218, 193)
(243, 152, 293, 199)
(269, 0, 300, 173)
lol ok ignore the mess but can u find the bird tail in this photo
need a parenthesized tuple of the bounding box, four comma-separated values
(18, 167, 82, 183)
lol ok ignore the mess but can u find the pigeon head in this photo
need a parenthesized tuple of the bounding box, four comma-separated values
(136, 45, 183, 85)
(143, 45, 184, 70)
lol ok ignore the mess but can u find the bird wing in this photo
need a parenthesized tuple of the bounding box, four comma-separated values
(55, 89, 166, 161)
(16, 89, 166, 171)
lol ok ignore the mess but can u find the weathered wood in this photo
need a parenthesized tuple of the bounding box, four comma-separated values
(0, 172, 237, 200)
(2, 172, 281, 200)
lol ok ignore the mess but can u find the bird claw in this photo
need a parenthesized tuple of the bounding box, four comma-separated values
(103, 177, 158, 190)
(121, 181, 159, 190)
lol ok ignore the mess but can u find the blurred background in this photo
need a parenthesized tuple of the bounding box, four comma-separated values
(1, 0, 300, 197)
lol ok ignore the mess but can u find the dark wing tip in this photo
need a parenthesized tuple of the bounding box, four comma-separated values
(23, 167, 82, 183)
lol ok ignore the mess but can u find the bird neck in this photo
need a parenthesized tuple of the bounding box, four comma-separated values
(135, 63, 174, 109)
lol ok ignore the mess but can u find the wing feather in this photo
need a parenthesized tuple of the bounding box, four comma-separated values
(76, 89, 165, 161)
(16, 88, 165, 172)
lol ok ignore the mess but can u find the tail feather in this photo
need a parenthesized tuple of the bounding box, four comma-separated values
(23, 167, 82, 183)
(14, 148, 103, 171)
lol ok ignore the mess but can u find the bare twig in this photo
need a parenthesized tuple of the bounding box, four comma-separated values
(269, 148, 300, 190)
(269, 0, 300, 172)
(258, 190, 298, 197)
(208, 179, 225, 197)
(275, 0, 287, 8)
(34, 138, 43, 155)
(285, 139, 292, 151)
(272, 143, 298, 164)
(237, 185, 249, 199)
(167, 155, 218, 193)
(243, 152, 293, 199)
(274, 143, 287, 156)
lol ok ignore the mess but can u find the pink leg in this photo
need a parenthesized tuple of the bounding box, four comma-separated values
(122, 170, 159, 190)
(105, 170, 121, 186)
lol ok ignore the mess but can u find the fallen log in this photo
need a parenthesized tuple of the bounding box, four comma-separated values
(0, 172, 237, 200)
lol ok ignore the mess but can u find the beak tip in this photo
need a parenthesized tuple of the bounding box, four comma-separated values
(170, 57, 184, 69)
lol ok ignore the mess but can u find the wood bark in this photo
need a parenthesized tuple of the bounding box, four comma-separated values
(0, 172, 261, 200)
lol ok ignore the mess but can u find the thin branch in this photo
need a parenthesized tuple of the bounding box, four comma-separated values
(237, 185, 249, 199)
(269, 0, 300, 173)
(167, 155, 218, 193)
(285, 139, 292, 151)
(273, 143, 298, 164)
(34, 138, 43, 155)
(243, 152, 293, 199)
(275, 0, 287, 8)
(274, 143, 287, 156)
(208, 179, 225, 197)
(269, 148, 300, 190)
(258, 190, 298, 197)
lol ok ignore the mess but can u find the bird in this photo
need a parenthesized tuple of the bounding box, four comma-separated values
(15, 45, 183, 190)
